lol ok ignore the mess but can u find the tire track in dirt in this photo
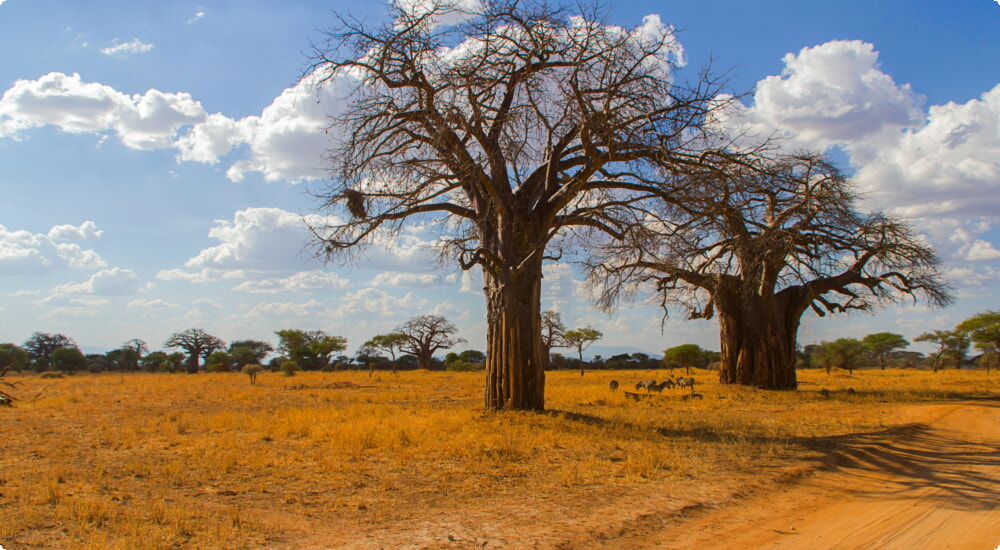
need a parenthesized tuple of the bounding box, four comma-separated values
(640, 399, 1000, 550)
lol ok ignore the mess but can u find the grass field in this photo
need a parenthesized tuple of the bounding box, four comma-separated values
(2, 367, 996, 549)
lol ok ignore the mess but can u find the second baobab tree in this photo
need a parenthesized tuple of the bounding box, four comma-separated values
(590, 150, 952, 389)
(308, 0, 722, 410)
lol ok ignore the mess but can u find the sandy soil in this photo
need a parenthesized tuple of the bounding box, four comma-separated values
(297, 399, 1000, 549)
(623, 399, 1000, 550)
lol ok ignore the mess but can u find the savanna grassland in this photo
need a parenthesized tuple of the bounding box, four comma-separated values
(2, 368, 997, 549)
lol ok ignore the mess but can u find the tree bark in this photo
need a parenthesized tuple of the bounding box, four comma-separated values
(186, 353, 199, 374)
(483, 260, 546, 411)
(717, 289, 798, 390)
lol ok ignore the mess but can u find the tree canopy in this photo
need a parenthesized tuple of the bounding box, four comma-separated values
(394, 315, 466, 371)
(562, 327, 603, 376)
(165, 328, 226, 374)
(862, 332, 909, 370)
(307, 0, 723, 409)
(589, 150, 952, 389)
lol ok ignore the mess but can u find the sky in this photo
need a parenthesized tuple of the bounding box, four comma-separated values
(1, 0, 999, 359)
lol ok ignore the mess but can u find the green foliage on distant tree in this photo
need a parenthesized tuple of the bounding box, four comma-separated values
(23, 332, 77, 371)
(228, 340, 274, 366)
(275, 329, 347, 371)
(862, 332, 909, 370)
(51, 347, 86, 374)
(280, 359, 299, 377)
(562, 327, 603, 376)
(916, 330, 970, 372)
(662, 344, 712, 374)
(957, 310, 1000, 373)
(0, 343, 30, 372)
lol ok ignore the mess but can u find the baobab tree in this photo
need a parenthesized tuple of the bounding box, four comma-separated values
(165, 329, 225, 374)
(394, 315, 466, 371)
(307, 0, 722, 410)
(540, 310, 568, 366)
(589, 151, 952, 389)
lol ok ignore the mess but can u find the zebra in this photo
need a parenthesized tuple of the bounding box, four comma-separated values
(675, 376, 696, 393)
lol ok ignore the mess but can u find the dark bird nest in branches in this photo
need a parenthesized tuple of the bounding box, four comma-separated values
(343, 189, 367, 219)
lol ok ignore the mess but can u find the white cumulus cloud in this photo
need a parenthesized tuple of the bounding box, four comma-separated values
(0, 223, 106, 276)
(100, 38, 154, 56)
(50, 267, 144, 296)
(0, 72, 206, 150)
(232, 270, 351, 293)
(48, 221, 103, 241)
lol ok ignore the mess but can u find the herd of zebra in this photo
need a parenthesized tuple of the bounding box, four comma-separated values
(607, 376, 696, 394)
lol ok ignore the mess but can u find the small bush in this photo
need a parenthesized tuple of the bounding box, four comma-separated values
(280, 360, 299, 377)
(241, 364, 263, 385)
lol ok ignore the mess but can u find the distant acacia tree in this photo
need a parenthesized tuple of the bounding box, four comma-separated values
(862, 332, 909, 370)
(23, 332, 77, 371)
(228, 340, 274, 366)
(590, 151, 952, 390)
(825, 338, 866, 375)
(275, 329, 347, 371)
(562, 327, 603, 376)
(662, 344, 709, 374)
(957, 311, 1000, 373)
(916, 330, 969, 371)
(307, 0, 724, 410)
(165, 329, 225, 374)
(395, 315, 466, 371)
(363, 333, 409, 371)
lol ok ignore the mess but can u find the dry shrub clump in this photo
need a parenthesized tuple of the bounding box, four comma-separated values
(0, 367, 995, 548)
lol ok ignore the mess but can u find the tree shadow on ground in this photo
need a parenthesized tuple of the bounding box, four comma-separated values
(547, 397, 1000, 513)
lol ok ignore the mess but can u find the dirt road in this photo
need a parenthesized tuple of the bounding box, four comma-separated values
(658, 399, 1000, 550)
(300, 400, 1000, 549)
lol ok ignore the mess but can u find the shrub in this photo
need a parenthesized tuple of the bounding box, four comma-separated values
(241, 364, 263, 385)
(280, 359, 299, 377)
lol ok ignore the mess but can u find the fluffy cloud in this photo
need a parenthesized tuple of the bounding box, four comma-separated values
(156, 207, 377, 292)
(167, 207, 322, 278)
(245, 299, 331, 319)
(48, 221, 102, 241)
(394, 0, 483, 30)
(232, 270, 351, 293)
(51, 267, 144, 296)
(219, 71, 353, 183)
(127, 298, 177, 309)
(0, 72, 206, 150)
(723, 39, 1000, 287)
(331, 287, 428, 319)
(717, 40, 923, 155)
(369, 271, 442, 288)
(852, 84, 1000, 219)
(0, 222, 106, 276)
(100, 38, 154, 56)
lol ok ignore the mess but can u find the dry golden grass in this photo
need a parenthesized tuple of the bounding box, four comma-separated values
(1, 367, 996, 548)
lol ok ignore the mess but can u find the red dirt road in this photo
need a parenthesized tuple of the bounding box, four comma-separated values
(661, 399, 1000, 550)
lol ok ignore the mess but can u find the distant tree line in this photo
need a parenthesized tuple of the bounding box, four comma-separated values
(4, 310, 997, 377)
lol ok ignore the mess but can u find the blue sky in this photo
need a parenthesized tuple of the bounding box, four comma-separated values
(2, 0, 999, 358)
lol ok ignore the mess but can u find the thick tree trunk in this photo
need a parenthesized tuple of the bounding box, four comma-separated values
(483, 261, 546, 411)
(186, 353, 199, 374)
(717, 290, 798, 390)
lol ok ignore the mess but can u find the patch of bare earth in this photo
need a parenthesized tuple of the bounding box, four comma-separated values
(601, 400, 1000, 550)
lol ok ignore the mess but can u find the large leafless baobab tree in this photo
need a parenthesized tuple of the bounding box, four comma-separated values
(589, 151, 952, 389)
(308, 0, 721, 409)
